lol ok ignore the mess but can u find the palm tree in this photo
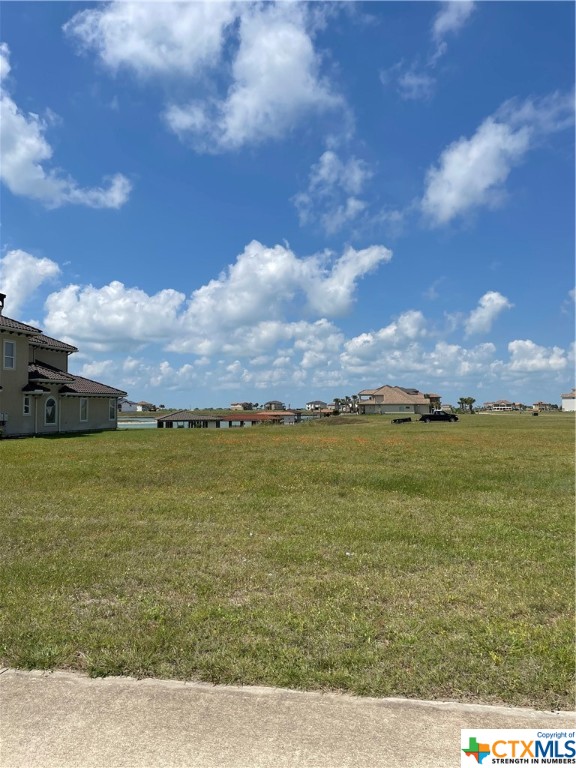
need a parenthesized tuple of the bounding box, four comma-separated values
(458, 397, 466, 412)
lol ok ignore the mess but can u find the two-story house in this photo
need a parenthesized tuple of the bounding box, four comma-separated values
(357, 385, 433, 415)
(0, 295, 126, 437)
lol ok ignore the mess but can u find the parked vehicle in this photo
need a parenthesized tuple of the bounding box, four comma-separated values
(419, 410, 458, 423)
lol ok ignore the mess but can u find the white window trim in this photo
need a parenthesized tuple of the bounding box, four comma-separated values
(80, 397, 88, 422)
(23, 395, 31, 416)
(109, 399, 116, 420)
(3, 340, 15, 370)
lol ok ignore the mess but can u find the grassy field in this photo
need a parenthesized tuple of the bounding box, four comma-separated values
(1, 413, 574, 709)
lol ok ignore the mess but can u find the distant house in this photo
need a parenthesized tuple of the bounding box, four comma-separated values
(561, 389, 575, 412)
(533, 401, 559, 412)
(424, 393, 441, 409)
(357, 385, 432, 415)
(118, 399, 138, 413)
(483, 400, 514, 411)
(230, 402, 254, 411)
(136, 401, 156, 412)
(305, 400, 327, 411)
(263, 400, 285, 411)
(0, 295, 126, 437)
(157, 411, 296, 429)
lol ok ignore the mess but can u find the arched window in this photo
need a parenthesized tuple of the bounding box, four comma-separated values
(45, 397, 57, 425)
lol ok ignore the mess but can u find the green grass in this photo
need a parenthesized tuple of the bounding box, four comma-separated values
(1, 412, 574, 709)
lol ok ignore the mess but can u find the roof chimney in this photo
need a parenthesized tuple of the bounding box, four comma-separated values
(0, 293, 5, 315)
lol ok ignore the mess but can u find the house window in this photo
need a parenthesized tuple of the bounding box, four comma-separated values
(23, 395, 31, 416)
(45, 397, 57, 425)
(109, 399, 116, 420)
(3, 340, 15, 369)
(80, 398, 88, 422)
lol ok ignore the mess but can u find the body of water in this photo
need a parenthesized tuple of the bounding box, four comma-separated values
(118, 419, 157, 429)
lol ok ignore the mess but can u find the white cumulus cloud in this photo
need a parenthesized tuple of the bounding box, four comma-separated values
(42, 240, 390, 357)
(165, 3, 341, 151)
(422, 119, 530, 226)
(306, 245, 391, 316)
(0, 249, 61, 317)
(341, 310, 428, 370)
(66, 2, 342, 152)
(44, 282, 186, 350)
(421, 91, 574, 226)
(507, 340, 567, 372)
(0, 43, 131, 209)
(465, 291, 513, 336)
(172, 241, 391, 353)
(64, 2, 236, 78)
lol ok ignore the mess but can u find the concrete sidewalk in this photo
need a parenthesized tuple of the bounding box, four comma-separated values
(1, 669, 573, 768)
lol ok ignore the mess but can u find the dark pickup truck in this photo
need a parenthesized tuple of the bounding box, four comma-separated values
(419, 410, 458, 423)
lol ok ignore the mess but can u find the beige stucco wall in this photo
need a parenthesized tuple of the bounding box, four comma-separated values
(2, 391, 119, 437)
(60, 396, 118, 433)
(0, 334, 32, 436)
(360, 403, 431, 415)
(29, 347, 69, 371)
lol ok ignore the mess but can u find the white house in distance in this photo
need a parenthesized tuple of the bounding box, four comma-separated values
(0, 294, 126, 437)
(136, 401, 156, 411)
(561, 389, 576, 411)
(305, 400, 327, 411)
(483, 400, 515, 411)
(118, 399, 138, 413)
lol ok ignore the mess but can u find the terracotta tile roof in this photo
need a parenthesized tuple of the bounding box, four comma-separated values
(59, 375, 127, 396)
(28, 361, 126, 396)
(29, 362, 74, 383)
(30, 333, 78, 353)
(359, 385, 429, 405)
(0, 315, 42, 335)
(1, 315, 77, 351)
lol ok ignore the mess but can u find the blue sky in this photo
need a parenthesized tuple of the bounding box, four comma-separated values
(0, 1, 574, 408)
